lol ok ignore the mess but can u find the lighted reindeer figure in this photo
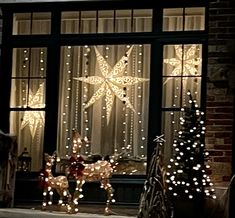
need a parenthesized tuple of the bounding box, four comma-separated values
(67, 130, 115, 215)
(41, 152, 71, 211)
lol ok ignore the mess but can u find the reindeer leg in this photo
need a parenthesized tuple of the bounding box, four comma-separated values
(42, 187, 48, 210)
(69, 179, 84, 214)
(66, 189, 72, 213)
(101, 179, 115, 215)
(56, 189, 64, 206)
(48, 187, 53, 207)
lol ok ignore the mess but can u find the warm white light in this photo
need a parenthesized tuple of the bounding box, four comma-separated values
(74, 46, 149, 124)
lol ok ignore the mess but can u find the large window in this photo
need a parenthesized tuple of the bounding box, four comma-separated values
(161, 44, 203, 163)
(10, 48, 47, 171)
(4, 4, 207, 174)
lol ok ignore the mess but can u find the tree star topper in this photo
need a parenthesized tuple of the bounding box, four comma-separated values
(21, 83, 45, 138)
(74, 46, 149, 124)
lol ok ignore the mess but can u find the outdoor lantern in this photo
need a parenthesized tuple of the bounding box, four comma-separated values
(17, 147, 32, 172)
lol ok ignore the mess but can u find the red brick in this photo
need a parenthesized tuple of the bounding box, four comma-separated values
(205, 120, 233, 125)
(214, 144, 232, 150)
(213, 157, 232, 162)
(206, 125, 229, 131)
(206, 96, 215, 102)
(209, 151, 224, 156)
(206, 102, 232, 107)
(215, 107, 233, 113)
(222, 176, 231, 182)
(206, 114, 233, 119)
(205, 132, 215, 137)
(224, 138, 233, 144)
(214, 132, 233, 138)
(225, 151, 232, 156)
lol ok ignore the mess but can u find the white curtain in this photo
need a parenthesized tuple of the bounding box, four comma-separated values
(57, 44, 151, 162)
(10, 47, 47, 171)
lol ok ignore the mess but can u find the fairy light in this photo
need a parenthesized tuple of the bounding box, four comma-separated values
(82, 45, 90, 155)
(138, 44, 146, 159)
(129, 44, 134, 158)
(167, 91, 216, 200)
(21, 48, 29, 111)
(68, 131, 115, 214)
(42, 153, 71, 211)
(61, 45, 73, 156)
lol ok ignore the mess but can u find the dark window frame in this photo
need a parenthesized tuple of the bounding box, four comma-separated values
(0, 0, 208, 175)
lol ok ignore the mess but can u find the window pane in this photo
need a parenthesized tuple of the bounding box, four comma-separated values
(163, 7, 205, 31)
(11, 48, 47, 108)
(57, 44, 151, 175)
(161, 111, 181, 164)
(32, 12, 51, 34)
(61, 11, 80, 34)
(10, 79, 46, 108)
(10, 111, 45, 171)
(29, 48, 47, 77)
(12, 48, 47, 78)
(185, 7, 205, 31)
(163, 8, 183, 31)
(13, 12, 51, 35)
(133, 9, 152, 32)
(115, 10, 132, 33)
(13, 13, 31, 35)
(98, 10, 114, 33)
(81, 11, 97, 33)
(162, 44, 202, 108)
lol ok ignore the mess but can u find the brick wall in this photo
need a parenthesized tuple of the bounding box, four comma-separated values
(207, 0, 235, 185)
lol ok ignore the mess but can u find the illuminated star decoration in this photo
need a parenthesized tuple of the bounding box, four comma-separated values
(21, 83, 45, 138)
(163, 44, 202, 85)
(74, 46, 149, 124)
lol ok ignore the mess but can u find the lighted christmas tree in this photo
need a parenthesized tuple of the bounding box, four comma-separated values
(166, 91, 216, 200)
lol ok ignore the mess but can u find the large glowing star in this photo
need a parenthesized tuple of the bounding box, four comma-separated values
(21, 83, 45, 138)
(164, 45, 202, 85)
(74, 46, 149, 124)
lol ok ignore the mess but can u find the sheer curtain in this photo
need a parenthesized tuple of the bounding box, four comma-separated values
(10, 15, 50, 171)
(10, 47, 47, 171)
(57, 44, 150, 164)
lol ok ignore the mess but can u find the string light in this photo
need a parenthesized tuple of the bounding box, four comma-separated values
(167, 91, 216, 200)
(41, 153, 71, 211)
(67, 130, 115, 214)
